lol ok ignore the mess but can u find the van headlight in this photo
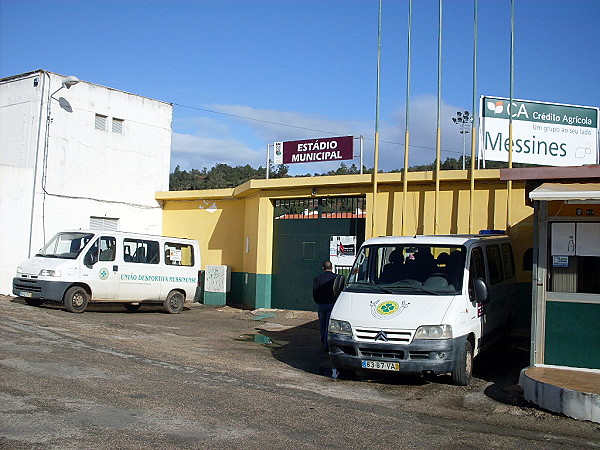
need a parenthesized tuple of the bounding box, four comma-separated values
(329, 319, 352, 335)
(39, 269, 62, 277)
(414, 325, 452, 339)
(16, 267, 23, 274)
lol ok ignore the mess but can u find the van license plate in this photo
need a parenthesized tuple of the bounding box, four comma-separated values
(361, 360, 399, 371)
(20, 291, 33, 298)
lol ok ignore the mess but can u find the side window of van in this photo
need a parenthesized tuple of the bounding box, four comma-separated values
(98, 237, 116, 262)
(469, 247, 485, 302)
(501, 243, 515, 279)
(470, 247, 485, 281)
(123, 239, 160, 264)
(165, 243, 195, 266)
(85, 240, 100, 265)
(85, 237, 115, 265)
(486, 245, 504, 285)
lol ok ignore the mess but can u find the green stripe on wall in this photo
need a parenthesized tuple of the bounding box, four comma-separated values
(545, 301, 600, 369)
(228, 272, 272, 310)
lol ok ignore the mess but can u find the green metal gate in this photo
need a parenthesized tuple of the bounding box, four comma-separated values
(271, 197, 366, 311)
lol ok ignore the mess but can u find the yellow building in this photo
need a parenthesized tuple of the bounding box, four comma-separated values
(157, 169, 533, 321)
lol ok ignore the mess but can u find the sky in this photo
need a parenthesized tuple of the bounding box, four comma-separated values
(1, 0, 599, 175)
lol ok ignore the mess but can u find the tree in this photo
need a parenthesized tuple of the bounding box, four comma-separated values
(169, 159, 537, 191)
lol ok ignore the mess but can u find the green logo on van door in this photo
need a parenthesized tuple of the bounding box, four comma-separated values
(99, 268, 109, 280)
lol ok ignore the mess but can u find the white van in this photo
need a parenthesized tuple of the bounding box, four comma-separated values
(13, 230, 201, 314)
(328, 233, 517, 385)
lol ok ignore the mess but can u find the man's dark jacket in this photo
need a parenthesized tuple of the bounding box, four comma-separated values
(313, 271, 338, 304)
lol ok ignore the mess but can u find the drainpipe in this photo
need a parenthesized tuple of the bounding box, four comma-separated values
(28, 70, 49, 257)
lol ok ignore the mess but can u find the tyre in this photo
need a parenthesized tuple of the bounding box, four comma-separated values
(64, 286, 89, 313)
(163, 291, 184, 314)
(123, 303, 141, 312)
(450, 339, 473, 386)
(24, 298, 44, 307)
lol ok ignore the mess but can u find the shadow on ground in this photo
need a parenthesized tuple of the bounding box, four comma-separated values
(253, 319, 531, 404)
(10, 296, 190, 314)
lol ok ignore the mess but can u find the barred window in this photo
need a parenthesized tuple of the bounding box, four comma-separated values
(274, 197, 366, 220)
(112, 118, 123, 134)
(95, 114, 107, 130)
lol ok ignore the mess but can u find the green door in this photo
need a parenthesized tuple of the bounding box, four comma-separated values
(271, 197, 365, 311)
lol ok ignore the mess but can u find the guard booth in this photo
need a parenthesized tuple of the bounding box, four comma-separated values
(271, 196, 366, 311)
(508, 166, 600, 371)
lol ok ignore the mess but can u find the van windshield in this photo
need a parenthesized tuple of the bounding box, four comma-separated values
(346, 244, 466, 295)
(35, 232, 94, 259)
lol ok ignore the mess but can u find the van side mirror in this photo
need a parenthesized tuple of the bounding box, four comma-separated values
(84, 252, 94, 267)
(473, 277, 489, 303)
(333, 274, 346, 298)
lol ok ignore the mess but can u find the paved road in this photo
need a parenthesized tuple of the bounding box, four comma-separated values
(1, 295, 598, 449)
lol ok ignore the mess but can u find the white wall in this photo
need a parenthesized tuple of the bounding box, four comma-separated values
(0, 71, 172, 294)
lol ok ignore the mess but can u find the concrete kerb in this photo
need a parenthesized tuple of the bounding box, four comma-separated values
(519, 366, 600, 424)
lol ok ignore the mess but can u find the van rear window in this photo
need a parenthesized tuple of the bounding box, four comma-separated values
(165, 243, 195, 266)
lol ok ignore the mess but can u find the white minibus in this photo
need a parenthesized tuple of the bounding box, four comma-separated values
(328, 233, 517, 385)
(13, 230, 201, 314)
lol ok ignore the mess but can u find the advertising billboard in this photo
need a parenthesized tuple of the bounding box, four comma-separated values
(479, 96, 599, 167)
(273, 136, 353, 165)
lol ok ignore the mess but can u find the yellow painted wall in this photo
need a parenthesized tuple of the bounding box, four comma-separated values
(157, 170, 534, 283)
(161, 195, 246, 271)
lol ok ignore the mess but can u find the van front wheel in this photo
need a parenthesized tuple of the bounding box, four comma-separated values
(164, 291, 184, 314)
(64, 287, 89, 313)
(450, 339, 473, 386)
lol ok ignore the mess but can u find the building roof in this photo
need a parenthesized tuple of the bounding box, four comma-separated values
(529, 183, 600, 201)
(0, 69, 172, 106)
(501, 165, 600, 181)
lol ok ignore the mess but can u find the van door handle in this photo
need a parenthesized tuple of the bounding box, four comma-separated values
(113, 265, 118, 272)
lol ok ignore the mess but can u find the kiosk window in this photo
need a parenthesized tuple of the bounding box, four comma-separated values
(549, 222, 600, 294)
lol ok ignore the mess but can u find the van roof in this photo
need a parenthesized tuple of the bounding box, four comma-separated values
(363, 234, 510, 247)
(59, 229, 197, 242)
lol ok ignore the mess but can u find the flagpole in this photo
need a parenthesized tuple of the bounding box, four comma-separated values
(401, 0, 413, 236)
(434, 0, 443, 235)
(371, 0, 383, 238)
(469, 0, 478, 234)
(507, 0, 515, 231)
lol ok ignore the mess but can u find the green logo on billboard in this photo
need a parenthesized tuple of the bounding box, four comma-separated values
(99, 268, 109, 280)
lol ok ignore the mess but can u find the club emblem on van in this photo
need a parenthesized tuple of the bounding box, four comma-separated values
(370, 299, 410, 319)
(99, 268, 109, 280)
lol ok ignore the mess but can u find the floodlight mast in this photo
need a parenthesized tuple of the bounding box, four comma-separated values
(452, 111, 472, 170)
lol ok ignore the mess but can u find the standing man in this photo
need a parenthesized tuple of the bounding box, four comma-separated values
(313, 260, 338, 351)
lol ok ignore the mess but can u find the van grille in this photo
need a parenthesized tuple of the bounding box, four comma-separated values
(355, 328, 412, 343)
(360, 349, 404, 359)
(14, 278, 42, 293)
